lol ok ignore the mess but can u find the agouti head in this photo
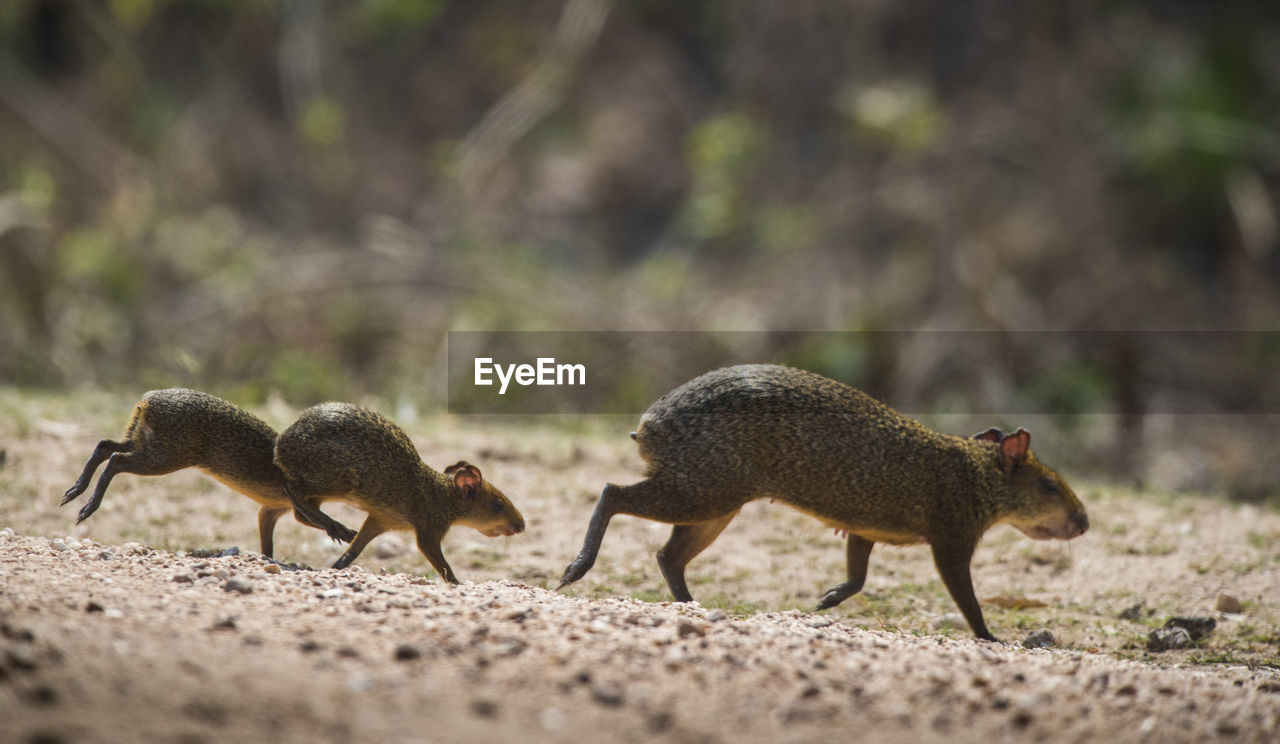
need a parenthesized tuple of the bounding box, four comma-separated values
(975, 427, 1089, 541)
(444, 461, 525, 537)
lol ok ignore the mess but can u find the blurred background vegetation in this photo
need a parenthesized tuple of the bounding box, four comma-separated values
(0, 1, 1278, 499)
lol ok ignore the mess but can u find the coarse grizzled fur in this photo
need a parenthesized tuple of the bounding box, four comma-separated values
(559, 364, 1089, 641)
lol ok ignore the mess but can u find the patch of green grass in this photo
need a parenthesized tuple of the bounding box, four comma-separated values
(617, 568, 650, 587)
(698, 593, 761, 614)
(756, 535, 804, 555)
(465, 549, 505, 570)
(1245, 530, 1280, 551)
(988, 609, 1045, 631)
(1185, 650, 1258, 667)
(630, 588, 668, 603)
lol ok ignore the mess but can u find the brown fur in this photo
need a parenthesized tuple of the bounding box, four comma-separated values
(558, 364, 1089, 641)
(274, 402, 524, 581)
(61, 389, 353, 558)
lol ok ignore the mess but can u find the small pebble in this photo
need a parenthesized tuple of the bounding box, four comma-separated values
(1166, 616, 1216, 641)
(220, 547, 240, 557)
(5, 645, 37, 670)
(1215, 593, 1242, 614)
(224, 576, 254, 594)
(677, 620, 706, 638)
(85, 601, 104, 613)
(538, 707, 567, 732)
(1147, 626, 1191, 652)
(211, 616, 237, 631)
(591, 683, 625, 707)
(50, 539, 68, 552)
(393, 644, 421, 661)
(172, 573, 195, 584)
(706, 609, 728, 622)
(1118, 603, 1145, 621)
(1022, 629, 1056, 649)
(262, 564, 282, 575)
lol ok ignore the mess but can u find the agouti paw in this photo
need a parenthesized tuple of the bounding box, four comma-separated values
(328, 525, 357, 543)
(815, 584, 855, 611)
(556, 559, 590, 590)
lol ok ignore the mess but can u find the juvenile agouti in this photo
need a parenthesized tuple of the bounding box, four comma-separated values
(61, 388, 355, 558)
(273, 402, 525, 581)
(557, 364, 1089, 641)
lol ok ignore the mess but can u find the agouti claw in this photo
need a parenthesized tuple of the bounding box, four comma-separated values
(815, 584, 856, 611)
(327, 526, 357, 543)
(555, 560, 588, 591)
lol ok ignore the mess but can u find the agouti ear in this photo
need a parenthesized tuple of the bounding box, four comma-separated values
(999, 428, 1031, 476)
(973, 427, 1003, 443)
(445, 461, 484, 495)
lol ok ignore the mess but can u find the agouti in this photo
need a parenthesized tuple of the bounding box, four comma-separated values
(61, 388, 355, 558)
(273, 402, 525, 582)
(557, 364, 1089, 641)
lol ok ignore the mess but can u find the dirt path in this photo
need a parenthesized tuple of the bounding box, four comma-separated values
(1, 396, 1278, 742)
(1, 532, 1276, 744)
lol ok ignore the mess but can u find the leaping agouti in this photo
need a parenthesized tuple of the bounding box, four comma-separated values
(61, 388, 355, 558)
(557, 364, 1089, 641)
(273, 402, 525, 582)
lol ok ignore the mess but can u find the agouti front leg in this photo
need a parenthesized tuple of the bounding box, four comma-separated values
(815, 535, 875, 611)
(332, 515, 389, 570)
(930, 538, 998, 642)
(414, 528, 460, 585)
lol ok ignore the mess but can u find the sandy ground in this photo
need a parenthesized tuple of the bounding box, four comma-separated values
(1, 392, 1278, 743)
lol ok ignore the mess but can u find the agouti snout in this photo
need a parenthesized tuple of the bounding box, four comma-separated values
(273, 402, 525, 582)
(558, 364, 1089, 642)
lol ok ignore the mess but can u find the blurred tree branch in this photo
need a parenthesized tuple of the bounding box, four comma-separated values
(458, 0, 612, 202)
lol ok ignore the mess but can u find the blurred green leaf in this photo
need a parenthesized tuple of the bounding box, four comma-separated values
(299, 96, 347, 148)
(836, 80, 945, 154)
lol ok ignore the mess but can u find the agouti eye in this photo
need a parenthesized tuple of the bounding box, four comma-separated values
(490, 499, 505, 514)
(1040, 477, 1059, 495)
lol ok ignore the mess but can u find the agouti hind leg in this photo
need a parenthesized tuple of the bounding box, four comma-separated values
(256, 506, 289, 559)
(556, 483, 626, 590)
(656, 510, 738, 602)
(558, 478, 727, 591)
(61, 440, 132, 506)
(282, 482, 357, 543)
(815, 535, 874, 611)
(72, 447, 183, 524)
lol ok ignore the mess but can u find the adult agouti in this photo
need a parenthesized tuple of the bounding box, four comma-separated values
(61, 388, 355, 558)
(273, 402, 525, 582)
(557, 364, 1089, 641)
